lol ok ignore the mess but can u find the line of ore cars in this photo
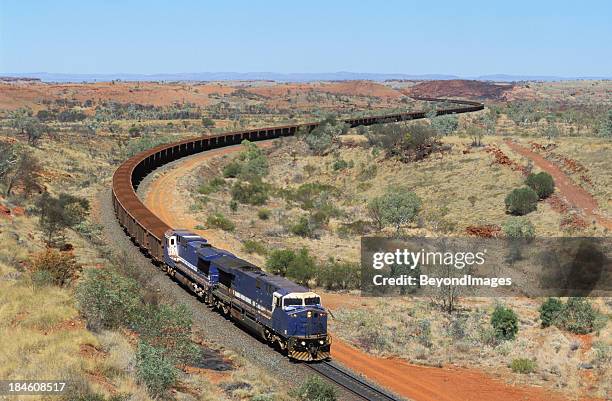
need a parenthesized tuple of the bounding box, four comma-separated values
(163, 229, 331, 361)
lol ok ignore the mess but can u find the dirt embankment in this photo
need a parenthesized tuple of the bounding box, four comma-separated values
(404, 79, 514, 100)
(139, 142, 598, 401)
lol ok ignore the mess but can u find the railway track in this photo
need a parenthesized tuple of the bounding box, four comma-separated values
(111, 96, 483, 399)
(307, 361, 403, 401)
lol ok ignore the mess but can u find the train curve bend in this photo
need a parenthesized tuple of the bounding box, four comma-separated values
(112, 96, 483, 261)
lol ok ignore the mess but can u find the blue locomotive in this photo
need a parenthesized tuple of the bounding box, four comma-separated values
(163, 229, 331, 361)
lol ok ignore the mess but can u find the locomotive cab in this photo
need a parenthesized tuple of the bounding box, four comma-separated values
(272, 291, 331, 361)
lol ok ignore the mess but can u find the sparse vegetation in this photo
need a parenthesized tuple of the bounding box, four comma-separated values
(510, 358, 537, 374)
(206, 212, 235, 231)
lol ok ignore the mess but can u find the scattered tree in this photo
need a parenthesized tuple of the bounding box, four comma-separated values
(368, 188, 421, 234)
(35, 192, 90, 245)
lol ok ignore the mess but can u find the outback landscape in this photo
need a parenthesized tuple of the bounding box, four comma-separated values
(0, 77, 610, 401)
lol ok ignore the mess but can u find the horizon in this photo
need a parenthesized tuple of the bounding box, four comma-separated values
(1, 0, 611, 77)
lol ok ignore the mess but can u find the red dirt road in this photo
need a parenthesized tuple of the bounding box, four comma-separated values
(142, 142, 595, 401)
(505, 140, 612, 230)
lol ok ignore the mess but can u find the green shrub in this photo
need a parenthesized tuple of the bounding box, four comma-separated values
(266, 249, 296, 276)
(316, 259, 361, 290)
(231, 180, 268, 205)
(510, 358, 537, 374)
(266, 248, 318, 285)
(367, 187, 421, 233)
(332, 158, 352, 171)
(505, 187, 538, 215)
(292, 376, 337, 401)
(286, 248, 317, 285)
(198, 177, 225, 194)
(290, 216, 315, 238)
(243, 239, 267, 255)
(135, 342, 178, 395)
(539, 297, 564, 328)
(76, 268, 141, 330)
(491, 305, 519, 341)
(526, 172, 554, 199)
(223, 161, 242, 178)
(257, 208, 271, 220)
(31, 269, 54, 287)
(558, 297, 597, 334)
(206, 212, 235, 231)
(502, 217, 535, 239)
(134, 303, 197, 364)
(229, 200, 238, 212)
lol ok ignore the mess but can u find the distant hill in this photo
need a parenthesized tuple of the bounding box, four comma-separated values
(0, 72, 609, 83)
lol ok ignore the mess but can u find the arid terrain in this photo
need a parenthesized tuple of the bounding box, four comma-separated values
(0, 78, 610, 401)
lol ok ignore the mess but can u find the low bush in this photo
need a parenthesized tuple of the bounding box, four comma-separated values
(539, 297, 564, 328)
(491, 305, 519, 341)
(558, 297, 597, 334)
(243, 239, 267, 255)
(332, 158, 353, 171)
(197, 177, 225, 194)
(223, 161, 242, 178)
(135, 342, 178, 395)
(510, 358, 537, 374)
(257, 208, 271, 220)
(525, 172, 554, 199)
(502, 217, 535, 240)
(292, 376, 337, 401)
(505, 187, 538, 215)
(31, 248, 81, 286)
(231, 180, 269, 205)
(76, 268, 142, 330)
(316, 259, 361, 290)
(290, 216, 315, 238)
(206, 212, 235, 231)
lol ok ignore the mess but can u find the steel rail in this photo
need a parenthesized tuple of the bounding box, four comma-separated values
(306, 361, 403, 401)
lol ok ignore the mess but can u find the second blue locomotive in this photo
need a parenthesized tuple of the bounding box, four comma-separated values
(163, 229, 331, 361)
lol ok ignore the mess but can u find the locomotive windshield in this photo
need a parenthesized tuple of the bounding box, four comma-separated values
(304, 296, 320, 305)
(284, 298, 302, 307)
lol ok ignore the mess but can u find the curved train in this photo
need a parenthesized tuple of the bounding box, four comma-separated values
(111, 97, 484, 361)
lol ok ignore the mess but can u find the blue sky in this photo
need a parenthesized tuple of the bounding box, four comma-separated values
(1, 0, 610, 76)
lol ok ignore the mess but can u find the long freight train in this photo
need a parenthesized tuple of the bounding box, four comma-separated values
(112, 97, 484, 362)
(164, 229, 330, 361)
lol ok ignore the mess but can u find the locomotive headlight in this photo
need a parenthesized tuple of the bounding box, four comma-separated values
(291, 314, 297, 318)
(301, 341, 306, 346)
(307, 311, 312, 318)
(319, 340, 324, 345)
